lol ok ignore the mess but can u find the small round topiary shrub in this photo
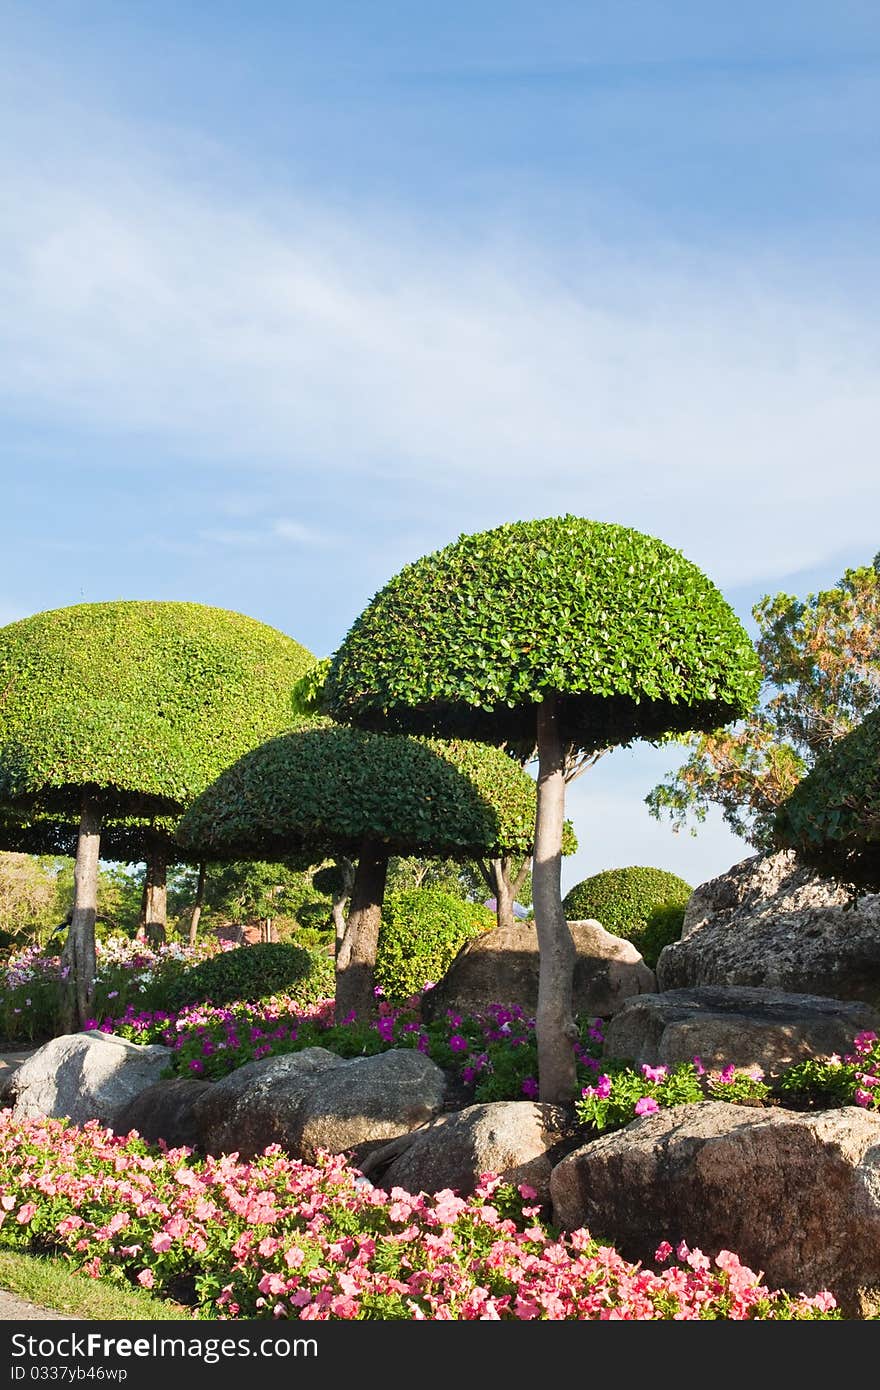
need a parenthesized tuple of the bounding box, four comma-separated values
(375, 888, 496, 1003)
(562, 866, 693, 969)
(162, 941, 320, 1011)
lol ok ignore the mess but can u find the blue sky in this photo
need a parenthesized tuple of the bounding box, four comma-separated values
(3, 2, 879, 894)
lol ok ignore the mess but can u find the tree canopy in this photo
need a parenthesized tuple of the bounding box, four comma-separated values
(177, 723, 539, 863)
(324, 516, 761, 749)
(646, 555, 880, 850)
(773, 707, 880, 892)
(0, 601, 315, 816)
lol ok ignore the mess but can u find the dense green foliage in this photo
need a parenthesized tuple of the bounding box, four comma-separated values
(0, 602, 314, 816)
(162, 941, 321, 1011)
(374, 887, 495, 1001)
(648, 556, 880, 849)
(562, 865, 692, 966)
(773, 707, 880, 891)
(324, 516, 762, 749)
(177, 725, 539, 862)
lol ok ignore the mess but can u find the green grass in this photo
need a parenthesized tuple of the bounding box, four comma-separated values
(0, 1250, 193, 1320)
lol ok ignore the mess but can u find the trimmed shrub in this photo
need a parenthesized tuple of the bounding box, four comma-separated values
(162, 941, 320, 1011)
(375, 889, 495, 1002)
(562, 866, 692, 968)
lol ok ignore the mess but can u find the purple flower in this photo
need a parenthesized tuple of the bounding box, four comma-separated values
(521, 1077, 539, 1099)
(448, 1033, 469, 1053)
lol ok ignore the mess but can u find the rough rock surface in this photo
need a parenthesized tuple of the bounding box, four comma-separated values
(9, 1032, 172, 1127)
(373, 1101, 572, 1206)
(112, 1077, 213, 1149)
(658, 850, 880, 1005)
(602, 985, 880, 1078)
(549, 1100, 880, 1317)
(193, 1046, 448, 1161)
(422, 920, 656, 1023)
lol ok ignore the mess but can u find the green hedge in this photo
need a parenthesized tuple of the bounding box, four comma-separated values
(375, 888, 495, 1002)
(562, 866, 692, 968)
(161, 942, 325, 1011)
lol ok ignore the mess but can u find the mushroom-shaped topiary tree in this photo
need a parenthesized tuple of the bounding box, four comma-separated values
(323, 515, 762, 1102)
(773, 707, 880, 892)
(176, 722, 540, 1021)
(0, 602, 314, 1028)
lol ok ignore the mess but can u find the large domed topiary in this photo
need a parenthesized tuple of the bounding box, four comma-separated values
(324, 515, 761, 1102)
(562, 865, 693, 969)
(177, 723, 540, 1021)
(0, 601, 314, 1027)
(773, 708, 880, 892)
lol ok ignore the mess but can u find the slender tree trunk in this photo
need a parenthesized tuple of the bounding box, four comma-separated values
(490, 857, 518, 930)
(60, 795, 102, 1033)
(335, 840, 389, 1024)
(188, 861, 207, 946)
(137, 862, 151, 937)
(512, 855, 532, 902)
(532, 692, 578, 1104)
(331, 857, 355, 960)
(144, 845, 167, 946)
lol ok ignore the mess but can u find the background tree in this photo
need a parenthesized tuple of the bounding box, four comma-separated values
(646, 554, 880, 850)
(177, 723, 540, 1021)
(0, 602, 313, 1028)
(0, 853, 58, 945)
(324, 515, 760, 1103)
(773, 706, 880, 892)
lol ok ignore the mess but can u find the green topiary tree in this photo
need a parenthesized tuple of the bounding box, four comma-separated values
(176, 723, 540, 1021)
(375, 887, 495, 1002)
(0, 602, 313, 1029)
(562, 865, 693, 968)
(323, 515, 762, 1103)
(773, 707, 880, 892)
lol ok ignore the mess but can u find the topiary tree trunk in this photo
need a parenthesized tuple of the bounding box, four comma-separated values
(330, 856, 355, 958)
(335, 839, 389, 1024)
(532, 694, 578, 1103)
(188, 861, 207, 945)
(144, 844, 167, 946)
(478, 854, 531, 930)
(60, 794, 102, 1033)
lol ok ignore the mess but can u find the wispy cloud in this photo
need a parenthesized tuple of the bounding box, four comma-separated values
(196, 519, 331, 548)
(1, 114, 877, 589)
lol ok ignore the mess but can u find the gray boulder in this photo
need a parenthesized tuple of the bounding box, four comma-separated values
(193, 1046, 448, 1161)
(550, 1100, 880, 1317)
(658, 850, 880, 1005)
(422, 920, 656, 1023)
(112, 1077, 213, 1149)
(370, 1100, 571, 1207)
(602, 985, 880, 1078)
(10, 1031, 172, 1127)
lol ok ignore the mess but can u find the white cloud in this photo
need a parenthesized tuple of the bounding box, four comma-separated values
(1, 131, 878, 590)
(273, 519, 329, 545)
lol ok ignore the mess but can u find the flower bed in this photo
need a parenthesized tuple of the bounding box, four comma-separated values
(0, 936, 230, 1044)
(0, 1113, 839, 1320)
(92, 991, 880, 1128)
